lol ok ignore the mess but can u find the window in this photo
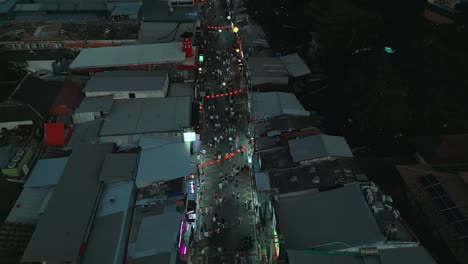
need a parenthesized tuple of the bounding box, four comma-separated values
(129, 93, 136, 98)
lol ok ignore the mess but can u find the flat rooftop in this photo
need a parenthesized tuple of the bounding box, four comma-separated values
(83, 70, 168, 93)
(69, 42, 186, 70)
(0, 21, 141, 42)
(99, 97, 192, 136)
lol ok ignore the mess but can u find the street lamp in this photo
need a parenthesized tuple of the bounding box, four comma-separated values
(233, 26, 239, 33)
(218, 29, 222, 33)
(222, 82, 226, 86)
(235, 48, 240, 53)
(227, 15, 231, 20)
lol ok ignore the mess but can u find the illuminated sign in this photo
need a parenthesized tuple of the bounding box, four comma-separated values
(183, 131, 196, 142)
(274, 229, 280, 259)
(189, 180, 196, 194)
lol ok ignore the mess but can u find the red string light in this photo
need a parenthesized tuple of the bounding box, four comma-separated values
(200, 146, 249, 169)
(205, 89, 243, 99)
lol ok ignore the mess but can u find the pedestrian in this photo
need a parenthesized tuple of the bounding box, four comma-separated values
(209, 205, 214, 215)
(236, 192, 240, 201)
(232, 191, 235, 199)
(213, 215, 217, 223)
(204, 207, 209, 215)
(218, 181, 223, 191)
(214, 192, 218, 200)
(238, 216, 243, 225)
(244, 199, 248, 209)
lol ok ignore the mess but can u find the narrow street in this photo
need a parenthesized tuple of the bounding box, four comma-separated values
(192, 0, 258, 263)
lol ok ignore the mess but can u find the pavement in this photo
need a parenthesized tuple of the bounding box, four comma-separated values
(190, 1, 258, 263)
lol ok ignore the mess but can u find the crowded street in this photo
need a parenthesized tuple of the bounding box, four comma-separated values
(192, 0, 257, 263)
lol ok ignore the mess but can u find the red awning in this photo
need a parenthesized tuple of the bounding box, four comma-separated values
(45, 123, 65, 147)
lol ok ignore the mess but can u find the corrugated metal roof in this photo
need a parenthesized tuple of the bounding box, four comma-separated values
(99, 153, 138, 183)
(252, 92, 309, 120)
(288, 134, 354, 163)
(278, 182, 384, 250)
(100, 97, 192, 136)
(24, 157, 69, 188)
(280, 53, 311, 77)
(21, 143, 115, 263)
(6, 187, 53, 224)
(69, 43, 186, 70)
(84, 70, 168, 93)
(75, 95, 114, 113)
(136, 142, 192, 188)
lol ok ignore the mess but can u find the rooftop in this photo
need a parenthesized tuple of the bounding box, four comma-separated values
(247, 57, 289, 77)
(140, 0, 198, 22)
(127, 200, 182, 263)
(263, 115, 320, 137)
(0, 21, 140, 42)
(69, 42, 186, 70)
(138, 22, 195, 44)
(168, 83, 194, 98)
(83, 70, 169, 93)
(269, 159, 364, 194)
(280, 53, 311, 77)
(74, 95, 114, 113)
(6, 187, 53, 224)
(277, 182, 417, 251)
(21, 143, 114, 263)
(252, 92, 309, 120)
(24, 157, 69, 188)
(99, 153, 138, 183)
(397, 164, 468, 263)
(9, 74, 63, 119)
(136, 142, 192, 188)
(287, 246, 437, 264)
(99, 97, 192, 137)
(288, 134, 354, 163)
(82, 181, 135, 264)
(67, 119, 102, 148)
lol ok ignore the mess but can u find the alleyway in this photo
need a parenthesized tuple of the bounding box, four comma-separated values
(192, 0, 257, 263)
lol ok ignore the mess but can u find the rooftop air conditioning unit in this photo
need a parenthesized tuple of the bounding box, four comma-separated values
(289, 176, 298, 183)
(11, 156, 21, 163)
(309, 166, 316, 173)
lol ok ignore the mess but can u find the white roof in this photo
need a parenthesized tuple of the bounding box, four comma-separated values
(24, 157, 69, 188)
(280, 53, 311, 77)
(252, 92, 310, 120)
(69, 43, 186, 70)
